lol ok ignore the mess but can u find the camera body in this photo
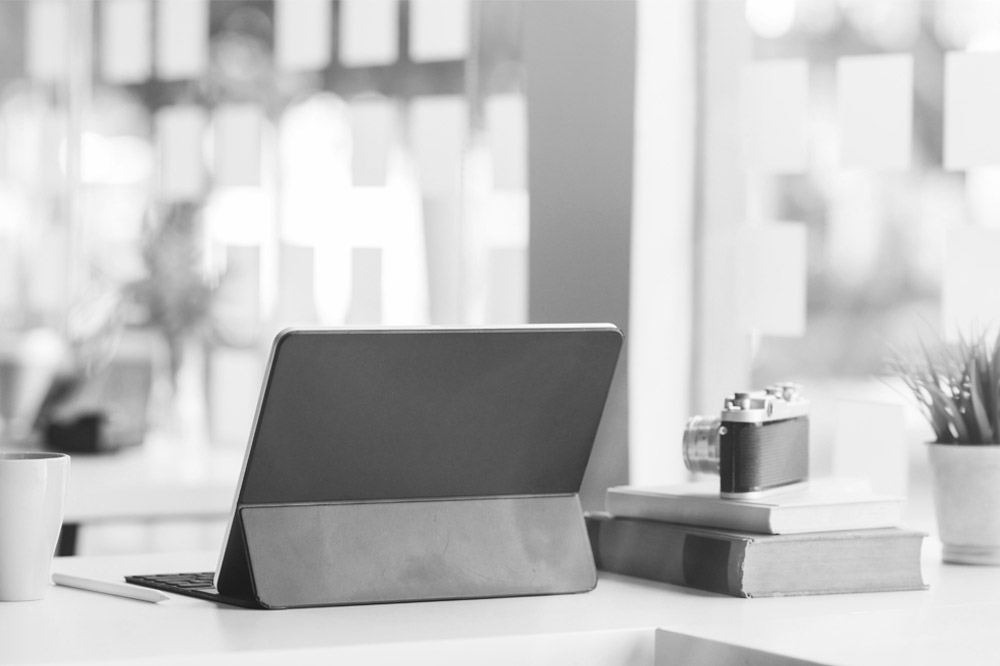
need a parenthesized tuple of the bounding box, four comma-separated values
(683, 384, 809, 498)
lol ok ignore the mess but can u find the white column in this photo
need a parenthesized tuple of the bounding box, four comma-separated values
(629, 0, 697, 485)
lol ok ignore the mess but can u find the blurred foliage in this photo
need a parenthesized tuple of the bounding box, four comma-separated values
(123, 202, 219, 388)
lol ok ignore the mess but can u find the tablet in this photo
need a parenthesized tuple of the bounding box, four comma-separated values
(130, 324, 623, 608)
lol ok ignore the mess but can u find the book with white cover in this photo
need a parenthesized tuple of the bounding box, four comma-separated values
(604, 478, 904, 535)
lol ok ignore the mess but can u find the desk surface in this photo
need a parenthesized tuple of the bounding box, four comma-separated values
(1, 545, 997, 666)
(63, 436, 242, 523)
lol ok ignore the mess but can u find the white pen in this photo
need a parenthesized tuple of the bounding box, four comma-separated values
(52, 573, 169, 604)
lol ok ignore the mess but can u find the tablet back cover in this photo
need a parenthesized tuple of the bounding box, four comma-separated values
(239, 326, 623, 505)
(221, 325, 622, 607)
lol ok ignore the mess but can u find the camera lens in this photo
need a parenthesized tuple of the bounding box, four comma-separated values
(682, 415, 721, 474)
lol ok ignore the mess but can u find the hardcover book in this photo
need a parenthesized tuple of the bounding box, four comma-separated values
(586, 513, 927, 598)
(605, 478, 903, 534)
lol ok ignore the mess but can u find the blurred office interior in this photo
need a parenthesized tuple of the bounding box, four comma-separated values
(0, 0, 993, 554)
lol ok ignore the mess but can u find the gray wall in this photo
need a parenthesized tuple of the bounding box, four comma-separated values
(524, 1, 636, 511)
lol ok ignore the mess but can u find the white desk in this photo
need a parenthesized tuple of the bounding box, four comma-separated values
(64, 438, 241, 523)
(653, 545, 1000, 665)
(2, 545, 998, 666)
(59, 436, 242, 554)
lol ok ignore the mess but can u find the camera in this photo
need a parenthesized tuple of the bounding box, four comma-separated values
(682, 383, 809, 498)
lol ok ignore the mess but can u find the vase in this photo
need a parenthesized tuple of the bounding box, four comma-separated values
(928, 443, 1000, 565)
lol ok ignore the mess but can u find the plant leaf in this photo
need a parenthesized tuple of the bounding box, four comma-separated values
(886, 328, 1000, 444)
(926, 381, 968, 442)
(967, 357, 993, 443)
(992, 332, 1000, 442)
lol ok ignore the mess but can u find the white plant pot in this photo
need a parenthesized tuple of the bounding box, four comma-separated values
(928, 443, 1000, 565)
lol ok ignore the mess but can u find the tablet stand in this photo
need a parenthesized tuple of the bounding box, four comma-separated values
(217, 494, 596, 609)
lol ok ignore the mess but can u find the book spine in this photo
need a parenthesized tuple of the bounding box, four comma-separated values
(586, 514, 749, 598)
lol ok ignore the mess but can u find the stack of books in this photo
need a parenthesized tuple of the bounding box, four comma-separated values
(587, 478, 928, 598)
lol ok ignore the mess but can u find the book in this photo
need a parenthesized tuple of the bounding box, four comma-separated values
(586, 513, 927, 598)
(604, 478, 904, 534)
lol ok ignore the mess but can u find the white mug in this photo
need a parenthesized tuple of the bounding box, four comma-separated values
(0, 452, 70, 601)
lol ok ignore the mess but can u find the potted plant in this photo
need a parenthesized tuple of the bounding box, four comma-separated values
(124, 203, 219, 392)
(119, 202, 225, 442)
(33, 203, 219, 452)
(889, 330, 1000, 565)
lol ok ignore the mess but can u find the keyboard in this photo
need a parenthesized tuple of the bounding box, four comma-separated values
(129, 571, 215, 591)
(125, 571, 257, 608)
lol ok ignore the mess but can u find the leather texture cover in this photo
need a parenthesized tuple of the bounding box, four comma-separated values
(240, 494, 596, 609)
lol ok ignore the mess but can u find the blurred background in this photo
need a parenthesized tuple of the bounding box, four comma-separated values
(0, 0, 994, 555)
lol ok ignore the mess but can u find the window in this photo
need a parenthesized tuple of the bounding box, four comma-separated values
(685, 0, 1000, 531)
(0, 0, 530, 449)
